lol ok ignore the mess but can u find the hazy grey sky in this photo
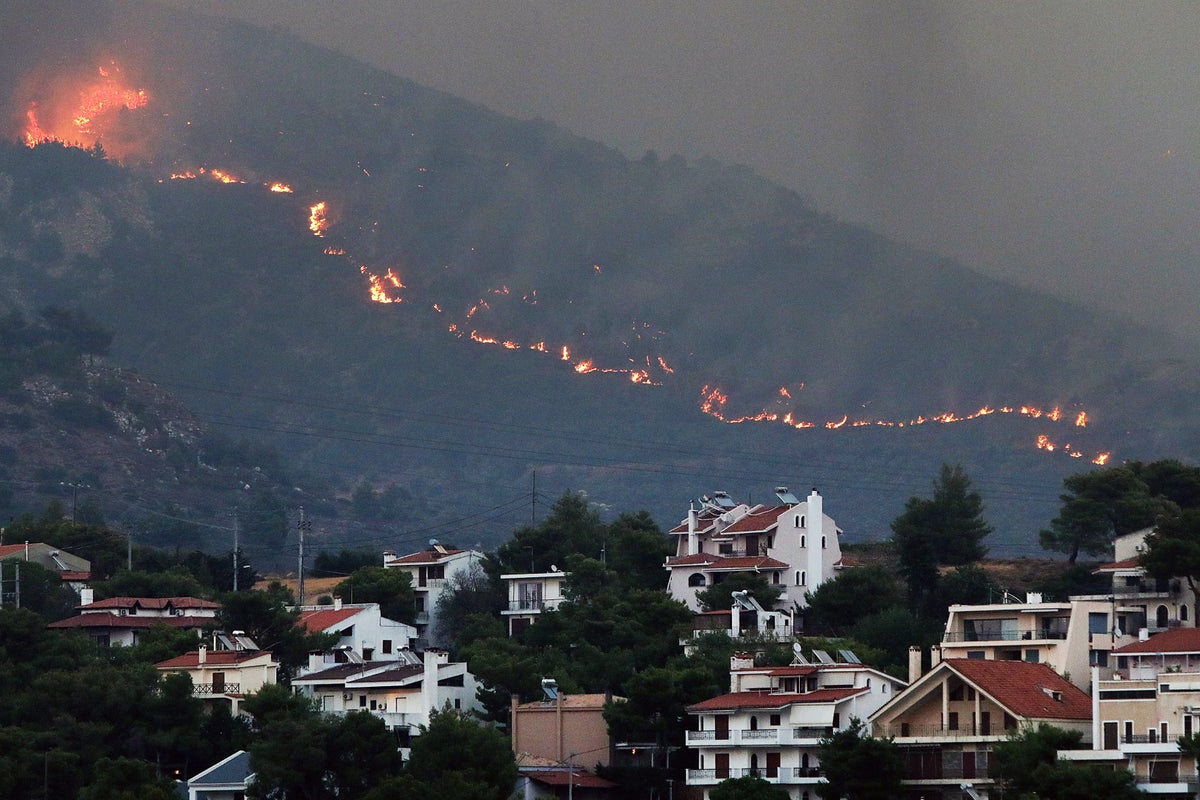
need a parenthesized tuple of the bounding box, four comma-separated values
(168, 1, 1200, 340)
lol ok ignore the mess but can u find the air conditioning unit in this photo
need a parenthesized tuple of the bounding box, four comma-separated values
(343, 692, 353, 701)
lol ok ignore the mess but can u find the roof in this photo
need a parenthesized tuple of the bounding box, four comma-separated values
(515, 693, 617, 711)
(665, 554, 789, 571)
(188, 750, 253, 787)
(1093, 557, 1142, 574)
(48, 612, 215, 630)
(526, 770, 618, 789)
(385, 548, 468, 565)
(156, 649, 274, 669)
(722, 505, 788, 533)
(668, 509, 723, 535)
(944, 659, 1091, 720)
(687, 687, 865, 712)
(297, 607, 361, 633)
(82, 596, 221, 611)
(1114, 627, 1200, 655)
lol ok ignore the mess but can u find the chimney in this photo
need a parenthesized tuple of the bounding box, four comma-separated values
(730, 651, 755, 692)
(80, 587, 94, 606)
(333, 596, 342, 611)
(806, 489, 823, 593)
(930, 644, 942, 669)
(687, 505, 699, 556)
(510, 694, 520, 754)
(198, 645, 207, 665)
(908, 645, 923, 683)
(424, 648, 447, 717)
(382, 549, 395, 566)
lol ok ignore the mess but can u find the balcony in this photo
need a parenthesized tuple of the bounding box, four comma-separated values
(942, 628, 1068, 643)
(880, 723, 1012, 740)
(686, 768, 824, 785)
(194, 682, 240, 696)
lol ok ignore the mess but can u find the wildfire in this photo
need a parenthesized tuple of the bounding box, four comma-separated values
(360, 266, 404, 304)
(268, 182, 294, 193)
(309, 202, 328, 237)
(23, 61, 149, 153)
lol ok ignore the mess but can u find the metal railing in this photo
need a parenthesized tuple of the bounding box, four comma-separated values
(194, 683, 240, 695)
(942, 629, 1068, 643)
(740, 729, 777, 741)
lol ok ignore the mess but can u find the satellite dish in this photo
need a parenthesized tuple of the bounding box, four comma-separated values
(550, 564, 558, 572)
(429, 538, 439, 547)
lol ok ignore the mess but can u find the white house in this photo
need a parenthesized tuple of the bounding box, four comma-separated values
(295, 599, 417, 662)
(665, 488, 844, 616)
(500, 568, 567, 636)
(685, 650, 904, 800)
(156, 645, 279, 717)
(184, 750, 253, 800)
(383, 544, 484, 645)
(48, 595, 221, 647)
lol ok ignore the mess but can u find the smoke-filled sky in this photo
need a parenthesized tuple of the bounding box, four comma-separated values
(167, 1, 1200, 341)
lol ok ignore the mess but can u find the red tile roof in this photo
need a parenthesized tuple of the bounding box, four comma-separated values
(297, 607, 361, 633)
(156, 650, 273, 669)
(1093, 557, 1142, 574)
(527, 770, 618, 789)
(83, 596, 221, 611)
(48, 613, 215, 630)
(665, 554, 789, 571)
(386, 548, 467, 565)
(668, 510, 722, 535)
(723, 506, 787, 533)
(943, 659, 1090, 720)
(688, 687, 865, 712)
(1114, 627, 1200, 655)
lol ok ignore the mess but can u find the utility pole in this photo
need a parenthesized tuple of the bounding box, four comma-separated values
(531, 471, 537, 524)
(232, 509, 241, 592)
(127, 530, 132, 572)
(297, 507, 309, 607)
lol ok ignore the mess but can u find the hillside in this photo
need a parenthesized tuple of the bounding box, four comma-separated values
(0, 0, 1196, 557)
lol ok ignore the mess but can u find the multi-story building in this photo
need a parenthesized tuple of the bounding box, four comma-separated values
(685, 651, 904, 800)
(383, 544, 484, 644)
(296, 599, 417, 662)
(665, 488, 844, 616)
(683, 591, 795, 655)
(0, 542, 91, 595)
(1059, 628, 1200, 797)
(500, 568, 567, 636)
(48, 595, 221, 647)
(291, 647, 481, 749)
(156, 644, 279, 717)
(870, 657, 1092, 799)
(1085, 527, 1196, 635)
(939, 592, 1130, 690)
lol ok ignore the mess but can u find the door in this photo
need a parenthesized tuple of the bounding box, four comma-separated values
(715, 715, 729, 740)
(962, 751, 976, 779)
(979, 711, 991, 735)
(766, 752, 780, 779)
(212, 671, 225, 694)
(715, 753, 730, 779)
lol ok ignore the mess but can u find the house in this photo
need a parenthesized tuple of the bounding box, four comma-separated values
(938, 592, 1129, 689)
(665, 488, 844, 618)
(183, 750, 253, 800)
(514, 755, 619, 800)
(382, 544, 484, 644)
(501, 568, 567, 636)
(684, 591, 795, 655)
(1085, 526, 1196, 634)
(48, 595, 221, 647)
(295, 599, 417, 662)
(685, 650, 905, 800)
(1058, 627, 1200, 795)
(156, 645, 279, 717)
(870, 657, 1092, 799)
(291, 647, 481, 748)
(511, 688, 624, 770)
(0, 542, 91, 594)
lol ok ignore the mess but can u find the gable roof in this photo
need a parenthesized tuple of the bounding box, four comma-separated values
(48, 612, 215, 630)
(526, 769, 618, 789)
(944, 659, 1091, 720)
(188, 749, 253, 787)
(297, 606, 362, 633)
(668, 509, 724, 535)
(723, 505, 788, 533)
(1114, 627, 1200, 655)
(385, 547, 469, 565)
(687, 686, 866, 712)
(664, 554, 789, 571)
(156, 649, 275, 669)
(82, 596, 221, 611)
(1093, 557, 1142, 574)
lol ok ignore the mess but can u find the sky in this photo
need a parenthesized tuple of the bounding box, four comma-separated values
(167, 1, 1200, 341)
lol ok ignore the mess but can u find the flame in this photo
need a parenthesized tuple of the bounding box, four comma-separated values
(1075, 411, 1088, 427)
(1093, 452, 1111, 465)
(268, 182, 294, 193)
(360, 266, 404, 303)
(23, 61, 149, 155)
(309, 202, 328, 237)
(208, 169, 244, 184)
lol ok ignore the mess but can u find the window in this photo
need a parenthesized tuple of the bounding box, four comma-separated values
(800, 571, 806, 586)
(359, 695, 367, 707)
(1184, 605, 1190, 622)
(798, 515, 805, 528)
(800, 535, 806, 548)
(821, 536, 826, 549)
(1088, 612, 1108, 637)
(769, 714, 781, 726)
(948, 712, 959, 730)
(1025, 649, 1040, 663)
(749, 716, 758, 730)
(795, 571, 802, 585)
(518, 581, 544, 610)
(689, 573, 707, 587)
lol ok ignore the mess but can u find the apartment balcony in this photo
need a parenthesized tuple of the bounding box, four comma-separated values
(686, 767, 824, 785)
(686, 726, 833, 747)
(942, 629, 1068, 644)
(194, 682, 240, 696)
(503, 599, 562, 615)
(878, 723, 1011, 741)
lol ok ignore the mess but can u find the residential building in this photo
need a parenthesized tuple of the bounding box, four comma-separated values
(684, 591, 795, 655)
(156, 645, 279, 716)
(291, 648, 481, 747)
(665, 488, 845, 617)
(1059, 628, 1200, 796)
(939, 592, 1130, 690)
(685, 651, 905, 800)
(184, 750, 253, 800)
(511, 689, 623, 770)
(295, 599, 417, 662)
(870, 657, 1092, 799)
(501, 568, 567, 636)
(1085, 526, 1197, 634)
(48, 595, 220, 647)
(382, 544, 484, 644)
(0, 542, 90, 595)
(514, 755, 619, 800)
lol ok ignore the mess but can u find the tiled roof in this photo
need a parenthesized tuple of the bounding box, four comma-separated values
(688, 687, 864, 712)
(1114, 627, 1200, 655)
(835, 555, 861, 568)
(48, 613, 214, 630)
(297, 607, 361, 633)
(665, 554, 789, 571)
(350, 665, 424, 684)
(386, 548, 467, 565)
(527, 770, 618, 789)
(1092, 557, 1142, 574)
(723, 506, 787, 533)
(156, 650, 273, 669)
(82, 596, 221, 611)
(944, 659, 1090, 720)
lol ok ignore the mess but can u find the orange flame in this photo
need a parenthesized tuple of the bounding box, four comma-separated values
(23, 61, 149, 153)
(268, 182, 294, 193)
(309, 202, 328, 237)
(1075, 411, 1088, 427)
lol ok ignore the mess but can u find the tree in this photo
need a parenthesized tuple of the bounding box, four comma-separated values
(76, 757, 178, 800)
(1141, 508, 1200, 620)
(403, 708, 518, 800)
(992, 724, 1142, 800)
(432, 560, 504, 650)
(816, 718, 903, 800)
(1040, 465, 1171, 564)
(891, 464, 992, 612)
(695, 571, 781, 612)
(492, 492, 605, 574)
(710, 775, 790, 800)
(219, 584, 336, 683)
(804, 565, 903, 634)
(332, 565, 416, 624)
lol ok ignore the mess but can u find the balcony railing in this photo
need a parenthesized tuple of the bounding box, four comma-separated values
(792, 726, 834, 741)
(740, 729, 778, 741)
(942, 629, 1068, 643)
(194, 683, 240, 696)
(686, 767, 824, 785)
(880, 723, 1011, 739)
(506, 599, 552, 612)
